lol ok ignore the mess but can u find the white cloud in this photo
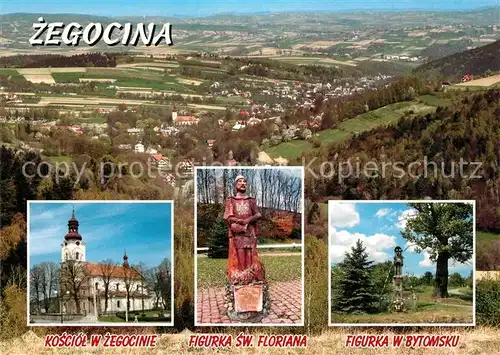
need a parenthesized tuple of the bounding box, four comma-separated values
(330, 227, 397, 263)
(329, 202, 360, 228)
(376, 208, 391, 218)
(419, 251, 433, 267)
(396, 208, 418, 229)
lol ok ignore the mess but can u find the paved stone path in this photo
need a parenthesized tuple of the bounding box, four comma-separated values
(197, 280, 302, 325)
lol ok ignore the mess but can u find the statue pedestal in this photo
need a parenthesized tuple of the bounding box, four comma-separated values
(235, 284, 263, 313)
(226, 281, 269, 322)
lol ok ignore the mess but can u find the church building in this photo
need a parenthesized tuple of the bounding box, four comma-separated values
(60, 210, 160, 317)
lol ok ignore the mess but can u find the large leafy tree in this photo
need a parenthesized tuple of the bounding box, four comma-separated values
(401, 202, 473, 298)
(335, 239, 376, 313)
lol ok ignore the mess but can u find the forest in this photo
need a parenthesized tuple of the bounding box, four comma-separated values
(415, 39, 500, 80)
(0, 53, 119, 68)
(303, 89, 500, 234)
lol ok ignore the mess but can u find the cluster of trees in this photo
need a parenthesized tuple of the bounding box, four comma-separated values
(419, 39, 474, 62)
(235, 59, 348, 82)
(203, 208, 300, 256)
(0, 53, 119, 68)
(415, 40, 500, 80)
(196, 168, 302, 212)
(29, 262, 59, 314)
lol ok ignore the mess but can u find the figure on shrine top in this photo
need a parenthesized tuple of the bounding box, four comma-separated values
(394, 246, 403, 276)
(223, 175, 265, 285)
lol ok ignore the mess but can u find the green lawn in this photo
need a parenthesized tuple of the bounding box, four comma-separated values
(197, 254, 301, 289)
(266, 101, 436, 160)
(98, 315, 123, 322)
(0, 68, 23, 77)
(417, 94, 452, 107)
(331, 286, 473, 324)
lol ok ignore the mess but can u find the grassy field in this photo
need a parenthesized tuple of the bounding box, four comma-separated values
(266, 101, 436, 159)
(271, 56, 358, 67)
(331, 286, 473, 325)
(197, 254, 301, 289)
(97, 315, 123, 322)
(416, 94, 452, 107)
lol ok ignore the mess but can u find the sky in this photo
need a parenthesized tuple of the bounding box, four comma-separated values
(329, 202, 473, 277)
(2, 1, 497, 17)
(29, 201, 173, 268)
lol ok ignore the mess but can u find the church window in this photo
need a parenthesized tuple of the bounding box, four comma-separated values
(117, 300, 121, 308)
(76, 252, 79, 260)
(76, 241, 80, 246)
(65, 253, 68, 260)
(116, 283, 119, 291)
(95, 282, 99, 290)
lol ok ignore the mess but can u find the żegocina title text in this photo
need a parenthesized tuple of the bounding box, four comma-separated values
(30, 17, 173, 46)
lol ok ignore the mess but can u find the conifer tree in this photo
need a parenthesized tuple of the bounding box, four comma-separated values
(207, 219, 229, 258)
(335, 239, 376, 313)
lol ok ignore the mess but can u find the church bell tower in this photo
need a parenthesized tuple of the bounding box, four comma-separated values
(61, 209, 86, 262)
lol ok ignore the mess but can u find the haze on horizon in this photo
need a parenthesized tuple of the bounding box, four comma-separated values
(2, 0, 498, 17)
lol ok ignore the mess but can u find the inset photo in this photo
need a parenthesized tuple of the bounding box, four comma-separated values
(328, 200, 475, 326)
(195, 167, 304, 326)
(27, 200, 174, 326)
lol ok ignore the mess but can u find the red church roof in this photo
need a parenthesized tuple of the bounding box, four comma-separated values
(84, 263, 141, 279)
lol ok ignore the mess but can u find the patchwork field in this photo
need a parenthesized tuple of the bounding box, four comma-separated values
(30, 96, 155, 106)
(271, 56, 357, 67)
(79, 78, 116, 83)
(116, 62, 179, 68)
(21, 74, 55, 84)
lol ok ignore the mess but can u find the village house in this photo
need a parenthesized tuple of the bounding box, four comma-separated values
(172, 111, 199, 126)
(134, 143, 145, 153)
(178, 159, 194, 175)
(150, 154, 172, 170)
(206, 140, 216, 148)
(232, 120, 246, 131)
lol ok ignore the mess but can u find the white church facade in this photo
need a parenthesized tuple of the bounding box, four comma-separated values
(60, 210, 160, 317)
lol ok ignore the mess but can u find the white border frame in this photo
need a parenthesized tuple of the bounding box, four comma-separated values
(327, 199, 476, 327)
(194, 166, 305, 327)
(26, 200, 175, 327)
